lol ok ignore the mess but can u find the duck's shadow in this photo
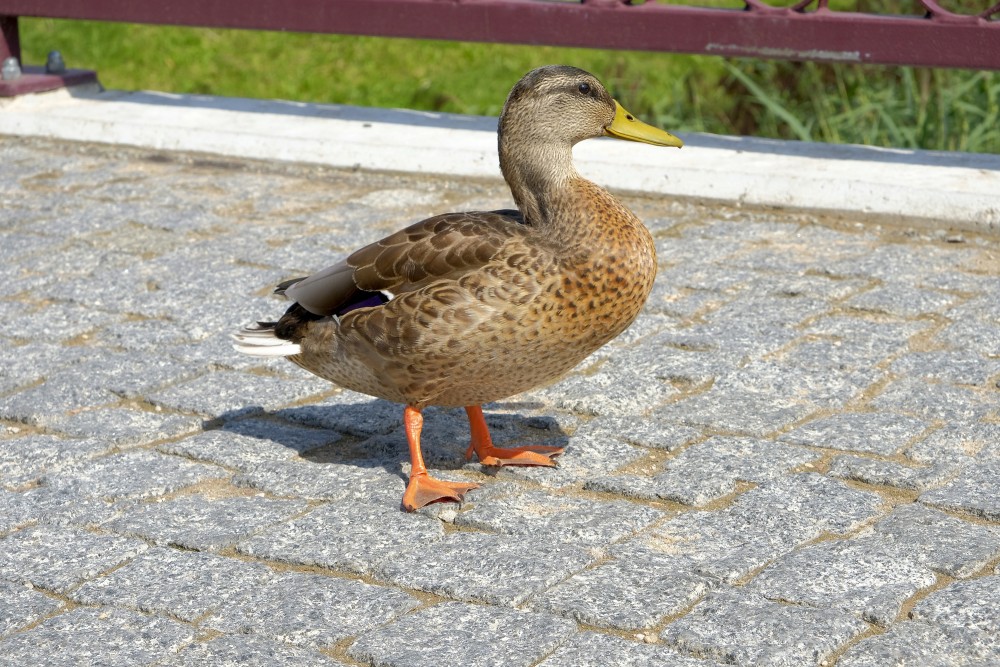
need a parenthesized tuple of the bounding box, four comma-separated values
(210, 396, 571, 484)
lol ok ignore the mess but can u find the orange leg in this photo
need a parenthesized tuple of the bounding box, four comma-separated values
(463, 405, 564, 467)
(401, 405, 479, 512)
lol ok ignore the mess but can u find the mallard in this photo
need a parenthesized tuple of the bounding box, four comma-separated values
(234, 65, 682, 511)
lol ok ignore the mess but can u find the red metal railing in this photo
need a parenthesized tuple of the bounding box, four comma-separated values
(1, 0, 998, 95)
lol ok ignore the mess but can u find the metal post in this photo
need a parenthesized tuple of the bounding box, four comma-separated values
(1, 14, 19, 62)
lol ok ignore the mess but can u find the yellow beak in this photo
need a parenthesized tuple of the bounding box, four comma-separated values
(606, 100, 683, 148)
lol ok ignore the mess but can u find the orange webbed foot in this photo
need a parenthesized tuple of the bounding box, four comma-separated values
(401, 405, 479, 512)
(463, 406, 564, 468)
(402, 472, 479, 512)
(466, 443, 564, 467)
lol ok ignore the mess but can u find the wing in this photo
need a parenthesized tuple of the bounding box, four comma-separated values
(280, 209, 527, 317)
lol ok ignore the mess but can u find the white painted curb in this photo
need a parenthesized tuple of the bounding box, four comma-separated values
(2, 85, 998, 233)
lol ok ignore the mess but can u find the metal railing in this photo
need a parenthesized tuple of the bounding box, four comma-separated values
(1, 0, 998, 96)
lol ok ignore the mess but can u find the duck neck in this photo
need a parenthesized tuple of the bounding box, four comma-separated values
(498, 131, 579, 228)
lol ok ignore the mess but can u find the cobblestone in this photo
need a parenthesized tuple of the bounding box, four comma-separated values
(204, 571, 419, 649)
(71, 547, 273, 621)
(103, 493, 310, 551)
(348, 601, 575, 667)
(0, 525, 148, 593)
(920, 460, 1000, 520)
(910, 577, 1000, 634)
(238, 501, 445, 575)
(838, 621, 1000, 667)
(159, 634, 347, 666)
(2, 137, 998, 665)
(0, 607, 195, 667)
(661, 587, 867, 666)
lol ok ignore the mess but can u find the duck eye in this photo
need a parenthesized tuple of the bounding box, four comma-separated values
(578, 83, 591, 95)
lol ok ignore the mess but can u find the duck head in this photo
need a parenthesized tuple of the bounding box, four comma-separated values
(498, 65, 682, 224)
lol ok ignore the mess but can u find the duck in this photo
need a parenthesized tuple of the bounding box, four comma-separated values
(234, 65, 682, 511)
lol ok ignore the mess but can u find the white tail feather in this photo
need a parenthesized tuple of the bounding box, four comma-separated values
(232, 324, 302, 357)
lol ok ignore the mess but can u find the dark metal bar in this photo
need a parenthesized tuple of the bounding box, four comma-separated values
(1, 13, 19, 61)
(0, 0, 998, 70)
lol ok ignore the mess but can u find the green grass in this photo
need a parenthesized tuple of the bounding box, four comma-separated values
(19, 18, 1000, 153)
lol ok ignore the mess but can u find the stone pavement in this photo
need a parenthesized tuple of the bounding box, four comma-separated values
(1, 136, 999, 666)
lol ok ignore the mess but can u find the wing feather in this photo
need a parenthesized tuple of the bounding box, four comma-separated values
(282, 210, 527, 316)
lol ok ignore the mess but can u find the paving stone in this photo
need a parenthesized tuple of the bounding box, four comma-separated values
(5, 302, 114, 342)
(158, 426, 334, 470)
(274, 391, 403, 437)
(0, 490, 40, 533)
(147, 369, 328, 419)
(73, 352, 204, 399)
(802, 315, 929, 358)
(937, 318, 1000, 357)
(617, 474, 883, 584)
(871, 378, 998, 422)
(42, 450, 229, 501)
(747, 534, 937, 626)
(0, 580, 65, 639)
(746, 272, 867, 301)
(829, 455, 959, 491)
(222, 417, 342, 452)
(920, 460, 1000, 521)
(890, 349, 1000, 387)
(659, 361, 878, 436)
(348, 601, 576, 667)
(538, 631, 725, 667)
(845, 284, 958, 317)
(159, 634, 347, 667)
(0, 525, 147, 592)
(92, 316, 207, 352)
(592, 436, 819, 506)
(780, 412, 929, 456)
(619, 341, 730, 386)
(71, 547, 272, 622)
(0, 434, 111, 489)
(0, 375, 119, 426)
(0, 606, 195, 667)
(660, 587, 867, 666)
(661, 318, 800, 364)
(1, 486, 122, 529)
(778, 338, 892, 373)
(238, 501, 444, 575)
(104, 493, 309, 551)
(823, 243, 959, 282)
(454, 489, 663, 544)
(534, 555, 710, 630)
(233, 458, 406, 503)
(46, 407, 201, 446)
(910, 577, 1000, 634)
(493, 419, 645, 489)
(872, 503, 1000, 578)
(837, 620, 1000, 667)
(536, 367, 678, 417)
(205, 571, 418, 649)
(907, 422, 1000, 465)
(375, 531, 595, 606)
(571, 415, 703, 452)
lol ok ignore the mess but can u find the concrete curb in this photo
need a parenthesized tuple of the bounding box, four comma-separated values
(3, 84, 999, 233)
